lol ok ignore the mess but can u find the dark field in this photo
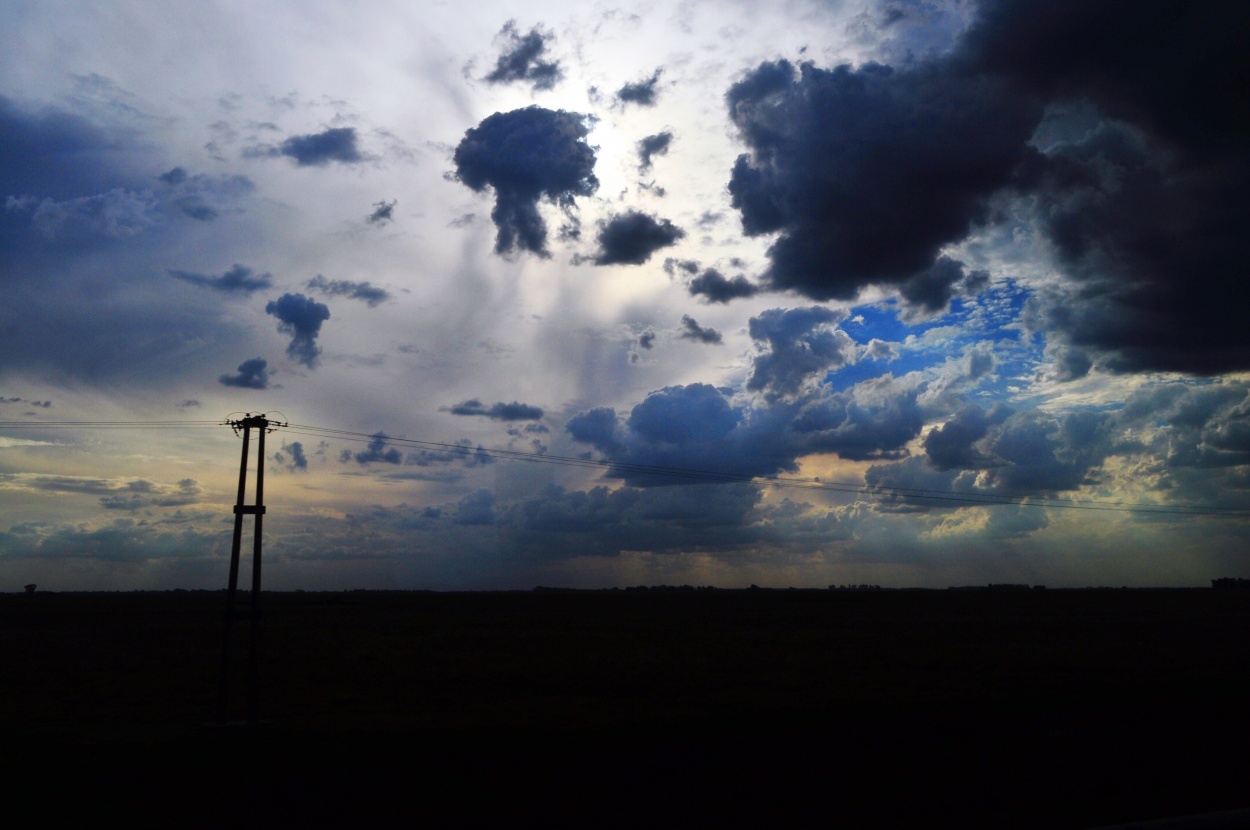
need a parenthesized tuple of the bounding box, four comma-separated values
(3, 589, 1248, 827)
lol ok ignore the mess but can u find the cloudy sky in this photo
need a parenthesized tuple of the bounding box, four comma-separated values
(3, 0, 1249, 590)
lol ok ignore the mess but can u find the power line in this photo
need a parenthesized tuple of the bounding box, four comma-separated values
(0, 420, 221, 428)
(3, 417, 1246, 518)
(279, 422, 1249, 518)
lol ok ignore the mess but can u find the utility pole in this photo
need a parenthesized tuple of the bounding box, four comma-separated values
(216, 412, 282, 724)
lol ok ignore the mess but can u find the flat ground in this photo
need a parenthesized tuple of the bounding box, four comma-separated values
(2, 589, 1247, 827)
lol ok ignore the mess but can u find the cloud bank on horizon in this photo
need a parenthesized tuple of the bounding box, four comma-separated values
(1, 0, 1249, 591)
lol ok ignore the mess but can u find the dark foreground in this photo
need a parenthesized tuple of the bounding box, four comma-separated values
(2, 589, 1248, 827)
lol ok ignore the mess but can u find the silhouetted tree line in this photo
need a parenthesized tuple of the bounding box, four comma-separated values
(948, 584, 1045, 591)
(828, 584, 882, 591)
(622, 584, 716, 592)
(1212, 577, 1250, 591)
(532, 585, 718, 592)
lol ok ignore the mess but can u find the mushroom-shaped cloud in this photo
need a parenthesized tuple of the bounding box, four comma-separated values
(452, 106, 599, 257)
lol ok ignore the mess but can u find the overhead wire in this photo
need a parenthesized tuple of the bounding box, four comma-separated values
(1, 416, 1246, 518)
(0, 420, 222, 429)
(278, 421, 1250, 518)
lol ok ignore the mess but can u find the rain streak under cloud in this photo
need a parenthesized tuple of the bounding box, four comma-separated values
(1, 0, 1249, 591)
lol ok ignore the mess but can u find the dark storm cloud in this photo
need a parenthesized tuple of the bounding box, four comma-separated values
(452, 106, 598, 257)
(687, 268, 760, 303)
(636, 131, 673, 173)
(727, 57, 1039, 300)
(306, 275, 390, 307)
(443, 399, 544, 421)
(276, 127, 363, 166)
(1015, 111, 1250, 374)
(218, 358, 271, 389)
(898, 257, 987, 319)
(591, 211, 684, 266)
(277, 441, 308, 472)
(961, 1, 1249, 158)
(265, 293, 330, 368)
(725, 3, 1250, 375)
(616, 69, 663, 107)
(483, 21, 563, 91)
(678, 316, 721, 344)
(638, 329, 656, 350)
(1047, 345, 1093, 383)
(351, 432, 402, 465)
(747, 307, 856, 400)
(169, 264, 272, 294)
(366, 199, 396, 225)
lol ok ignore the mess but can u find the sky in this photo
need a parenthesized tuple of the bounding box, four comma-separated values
(2, 0, 1249, 591)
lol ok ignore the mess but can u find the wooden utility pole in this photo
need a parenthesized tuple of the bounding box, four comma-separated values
(216, 413, 279, 723)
